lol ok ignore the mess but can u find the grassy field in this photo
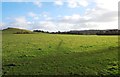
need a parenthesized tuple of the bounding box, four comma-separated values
(2, 28, 119, 76)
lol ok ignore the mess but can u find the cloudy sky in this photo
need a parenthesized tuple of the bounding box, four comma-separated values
(0, 0, 119, 32)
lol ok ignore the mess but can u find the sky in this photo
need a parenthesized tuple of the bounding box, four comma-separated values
(0, 0, 119, 32)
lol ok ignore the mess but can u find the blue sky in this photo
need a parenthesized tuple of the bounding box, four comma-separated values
(2, 2, 95, 22)
(1, 0, 118, 31)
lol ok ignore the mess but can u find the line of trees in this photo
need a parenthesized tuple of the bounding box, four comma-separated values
(14, 31, 33, 34)
(33, 30, 49, 33)
(33, 29, 120, 35)
(96, 30, 120, 35)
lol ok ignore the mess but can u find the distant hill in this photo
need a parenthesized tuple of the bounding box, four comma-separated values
(2, 27, 34, 34)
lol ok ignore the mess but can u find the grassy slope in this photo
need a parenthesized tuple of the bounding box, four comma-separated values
(2, 28, 34, 34)
(2, 29, 119, 76)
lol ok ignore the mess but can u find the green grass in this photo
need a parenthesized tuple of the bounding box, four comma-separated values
(2, 28, 34, 34)
(2, 29, 119, 76)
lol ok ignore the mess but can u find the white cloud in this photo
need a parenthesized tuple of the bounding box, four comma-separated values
(14, 16, 27, 24)
(33, 0, 42, 8)
(67, 0, 89, 8)
(71, 14, 81, 20)
(2, 16, 31, 29)
(94, 0, 119, 11)
(34, 17, 39, 20)
(41, 12, 53, 20)
(58, 0, 118, 30)
(34, 21, 58, 32)
(56, 22, 74, 31)
(10, 17, 34, 30)
(45, 17, 52, 20)
(54, 0, 63, 6)
(68, 0, 78, 8)
(64, 14, 80, 20)
(28, 12, 36, 17)
(0, 22, 6, 30)
(43, 14, 47, 18)
(28, 12, 39, 20)
(61, 14, 81, 23)
(42, 11, 50, 17)
(78, 0, 88, 7)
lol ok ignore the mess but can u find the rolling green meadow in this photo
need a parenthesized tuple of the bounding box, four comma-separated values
(2, 28, 119, 76)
